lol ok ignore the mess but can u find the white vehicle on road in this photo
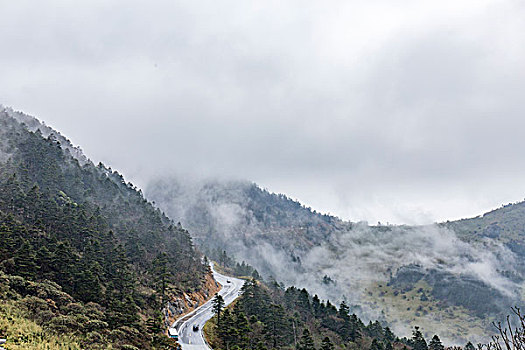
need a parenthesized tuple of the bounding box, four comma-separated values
(168, 327, 179, 340)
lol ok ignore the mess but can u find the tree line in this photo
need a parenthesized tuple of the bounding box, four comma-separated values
(208, 279, 480, 350)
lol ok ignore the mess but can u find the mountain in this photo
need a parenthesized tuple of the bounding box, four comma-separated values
(146, 176, 525, 344)
(444, 200, 525, 250)
(146, 178, 345, 277)
(0, 107, 210, 349)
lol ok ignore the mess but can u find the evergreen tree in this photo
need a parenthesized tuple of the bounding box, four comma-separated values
(14, 241, 38, 279)
(298, 328, 316, 350)
(234, 311, 251, 349)
(384, 327, 396, 343)
(320, 336, 335, 350)
(152, 252, 171, 304)
(219, 308, 237, 348)
(36, 245, 54, 280)
(465, 342, 476, 350)
(367, 320, 385, 339)
(297, 288, 311, 314)
(146, 311, 164, 334)
(338, 300, 350, 320)
(312, 295, 322, 316)
(337, 301, 360, 342)
(428, 335, 444, 350)
(212, 294, 225, 327)
(325, 300, 337, 316)
(267, 303, 288, 349)
(411, 327, 428, 350)
(370, 338, 384, 350)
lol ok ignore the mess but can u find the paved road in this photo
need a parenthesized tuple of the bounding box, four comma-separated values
(172, 265, 245, 350)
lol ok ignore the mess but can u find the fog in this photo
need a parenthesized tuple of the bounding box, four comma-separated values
(147, 175, 522, 341)
(300, 223, 518, 302)
(2, 1, 525, 224)
(1, 100, 520, 343)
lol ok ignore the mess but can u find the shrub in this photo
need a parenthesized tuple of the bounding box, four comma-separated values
(85, 319, 109, 332)
(47, 314, 83, 333)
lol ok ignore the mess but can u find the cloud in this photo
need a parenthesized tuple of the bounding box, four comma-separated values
(146, 175, 521, 342)
(1, 0, 525, 223)
(305, 223, 519, 298)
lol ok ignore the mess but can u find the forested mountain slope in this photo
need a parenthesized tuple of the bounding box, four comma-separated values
(0, 107, 208, 349)
(147, 177, 525, 344)
(146, 178, 347, 279)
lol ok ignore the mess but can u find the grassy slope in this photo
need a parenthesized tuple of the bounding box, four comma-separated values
(446, 201, 525, 244)
(0, 300, 95, 350)
(362, 280, 491, 344)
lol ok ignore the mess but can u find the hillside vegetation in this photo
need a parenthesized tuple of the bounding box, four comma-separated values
(147, 177, 525, 343)
(0, 107, 207, 348)
(204, 278, 464, 350)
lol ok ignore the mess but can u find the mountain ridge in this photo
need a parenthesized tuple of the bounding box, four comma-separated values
(147, 176, 525, 343)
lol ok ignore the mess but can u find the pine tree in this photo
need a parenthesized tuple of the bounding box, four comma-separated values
(411, 327, 428, 350)
(14, 241, 38, 279)
(235, 311, 251, 349)
(338, 300, 360, 342)
(339, 300, 350, 320)
(384, 327, 396, 343)
(370, 338, 384, 350)
(0, 221, 17, 261)
(428, 335, 444, 350)
(312, 295, 322, 316)
(325, 300, 337, 316)
(146, 311, 164, 334)
(212, 294, 225, 327)
(152, 252, 171, 304)
(367, 320, 385, 339)
(320, 336, 335, 350)
(219, 308, 237, 348)
(36, 245, 54, 280)
(298, 328, 316, 350)
(297, 288, 311, 314)
(465, 342, 476, 350)
(267, 303, 287, 349)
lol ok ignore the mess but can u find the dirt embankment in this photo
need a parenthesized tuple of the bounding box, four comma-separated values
(165, 270, 221, 326)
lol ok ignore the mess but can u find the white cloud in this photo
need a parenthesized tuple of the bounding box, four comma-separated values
(1, 0, 525, 224)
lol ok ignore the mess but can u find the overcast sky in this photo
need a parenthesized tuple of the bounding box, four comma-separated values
(2, 0, 525, 224)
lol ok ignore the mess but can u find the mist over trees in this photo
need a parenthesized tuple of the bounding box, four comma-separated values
(2, 105, 524, 348)
(206, 277, 472, 350)
(147, 176, 525, 343)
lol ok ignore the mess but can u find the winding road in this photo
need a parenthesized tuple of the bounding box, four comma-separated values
(172, 265, 245, 350)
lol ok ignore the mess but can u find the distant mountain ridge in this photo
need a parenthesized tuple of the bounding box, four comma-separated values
(147, 176, 525, 343)
(444, 200, 525, 247)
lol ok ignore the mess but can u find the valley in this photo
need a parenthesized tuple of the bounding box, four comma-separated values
(1, 105, 523, 348)
(147, 177, 525, 343)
